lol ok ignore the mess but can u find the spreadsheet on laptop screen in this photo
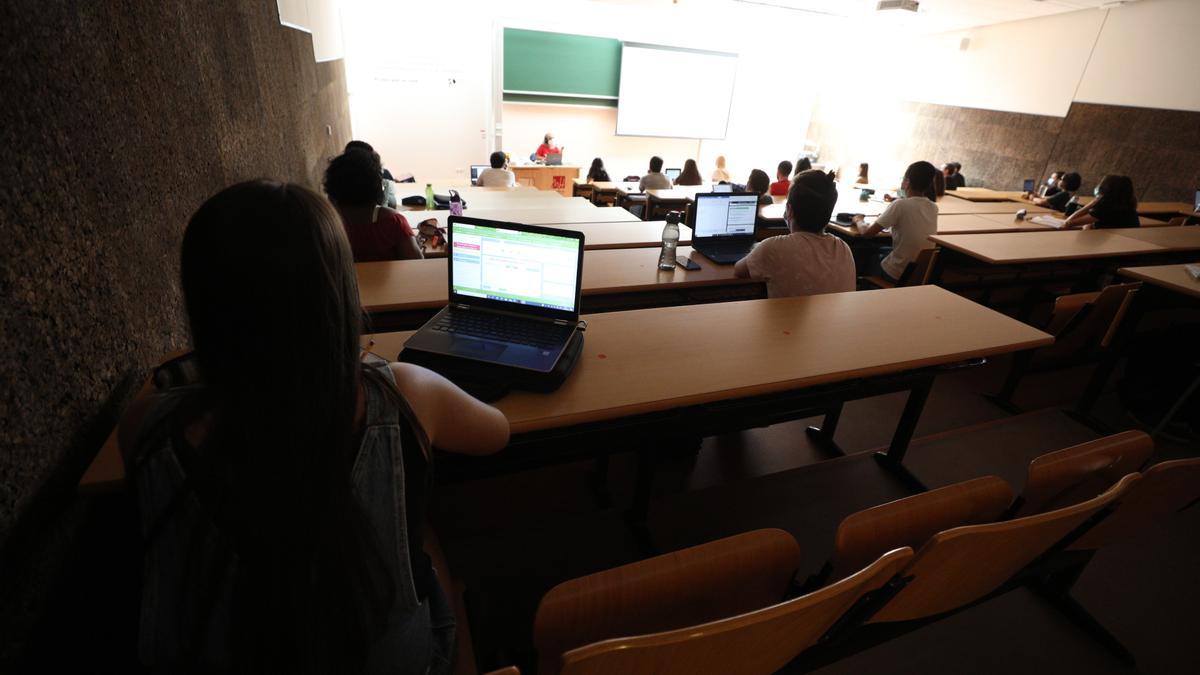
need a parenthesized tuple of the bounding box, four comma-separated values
(451, 223, 580, 312)
(694, 195, 757, 237)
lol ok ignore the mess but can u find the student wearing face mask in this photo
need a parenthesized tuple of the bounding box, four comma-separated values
(1064, 175, 1140, 229)
(1039, 171, 1065, 197)
(1030, 172, 1081, 212)
(853, 161, 940, 284)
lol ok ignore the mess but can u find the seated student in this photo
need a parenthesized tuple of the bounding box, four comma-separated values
(853, 161, 940, 284)
(735, 170, 854, 297)
(535, 132, 561, 160)
(638, 156, 673, 191)
(346, 140, 395, 181)
(712, 155, 731, 183)
(324, 150, 423, 262)
(855, 162, 870, 185)
(1030, 171, 1081, 212)
(770, 161, 793, 196)
(586, 157, 610, 183)
(948, 161, 966, 188)
(119, 180, 509, 674)
(675, 159, 703, 186)
(746, 169, 774, 206)
(476, 151, 517, 187)
(1064, 174, 1140, 230)
(1040, 170, 1065, 197)
(793, 157, 813, 177)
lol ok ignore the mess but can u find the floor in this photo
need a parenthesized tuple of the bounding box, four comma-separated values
(433, 354, 1200, 674)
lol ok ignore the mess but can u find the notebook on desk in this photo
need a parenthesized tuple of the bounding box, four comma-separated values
(403, 216, 585, 374)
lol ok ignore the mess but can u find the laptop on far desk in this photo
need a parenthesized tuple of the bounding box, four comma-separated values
(691, 192, 759, 264)
(404, 216, 585, 374)
(469, 164, 489, 185)
(665, 167, 681, 181)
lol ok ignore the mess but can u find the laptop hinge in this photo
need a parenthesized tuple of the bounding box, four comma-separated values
(454, 303, 472, 310)
(553, 319, 571, 326)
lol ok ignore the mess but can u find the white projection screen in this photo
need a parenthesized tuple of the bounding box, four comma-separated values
(616, 43, 738, 139)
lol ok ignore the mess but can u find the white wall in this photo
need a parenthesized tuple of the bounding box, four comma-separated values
(1075, 0, 1200, 113)
(342, 0, 830, 183)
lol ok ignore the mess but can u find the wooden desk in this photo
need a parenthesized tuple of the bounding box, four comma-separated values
(405, 205, 640, 228)
(1073, 196, 1195, 217)
(931, 230, 1165, 265)
(363, 286, 1051, 436)
(1118, 263, 1200, 300)
(511, 165, 582, 196)
(937, 196, 1053, 216)
(828, 214, 1055, 240)
(358, 246, 764, 329)
(944, 187, 1028, 202)
(79, 287, 1051, 493)
(1111, 226, 1200, 252)
(421, 221, 690, 257)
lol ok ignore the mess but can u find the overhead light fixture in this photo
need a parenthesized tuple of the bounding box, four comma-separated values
(877, 0, 919, 11)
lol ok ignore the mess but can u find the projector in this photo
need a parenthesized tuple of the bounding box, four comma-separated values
(877, 0, 919, 11)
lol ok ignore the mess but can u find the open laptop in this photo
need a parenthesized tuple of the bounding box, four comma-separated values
(545, 152, 564, 166)
(664, 167, 682, 181)
(469, 164, 489, 185)
(691, 193, 759, 264)
(712, 183, 733, 193)
(404, 216, 585, 373)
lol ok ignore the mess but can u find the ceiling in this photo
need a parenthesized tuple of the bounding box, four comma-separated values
(717, 0, 1141, 33)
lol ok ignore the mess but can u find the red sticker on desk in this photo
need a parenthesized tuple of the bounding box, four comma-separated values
(597, 354, 607, 359)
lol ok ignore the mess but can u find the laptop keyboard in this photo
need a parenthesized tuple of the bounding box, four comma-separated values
(431, 311, 572, 351)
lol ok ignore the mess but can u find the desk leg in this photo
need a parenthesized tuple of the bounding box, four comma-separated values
(874, 373, 935, 492)
(626, 449, 659, 556)
(806, 402, 847, 457)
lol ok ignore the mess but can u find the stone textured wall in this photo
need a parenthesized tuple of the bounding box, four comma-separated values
(808, 98, 1200, 201)
(0, 0, 349, 603)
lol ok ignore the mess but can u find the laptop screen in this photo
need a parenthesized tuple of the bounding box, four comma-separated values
(712, 183, 733, 193)
(450, 221, 582, 313)
(1194, 189, 1199, 212)
(693, 194, 758, 238)
(664, 168, 681, 180)
(470, 165, 488, 184)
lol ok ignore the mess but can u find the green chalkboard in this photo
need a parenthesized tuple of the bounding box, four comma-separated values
(503, 28, 621, 105)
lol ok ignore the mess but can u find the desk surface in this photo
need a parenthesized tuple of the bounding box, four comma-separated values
(1118, 264, 1200, 300)
(937, 195, 1053, 216)
(358, 246, 743, 313)
(945, 187, 1028, 202)
(365, 286, 1052, 435)
(1073, 196, 1195, 215)
(422, 221, 690, 257)
(406, 206, 640, 228)
(931, 229, 1166, 265)
(1104, 226, 1200, 251)
(828, 213, 1056, 239)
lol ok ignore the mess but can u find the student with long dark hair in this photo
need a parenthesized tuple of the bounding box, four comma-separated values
(1064, 175, 1140, 229)
(119, 181, 509, 674)
(324, 150, 424, 262)
(586, 157, 610, 183)
(674, 158, 703, 186)
(793, 157, 813, 177)
(854, 161, 940, 283)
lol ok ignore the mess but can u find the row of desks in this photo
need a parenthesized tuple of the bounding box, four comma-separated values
(931, 226, 1200, 266)
(944, 186, 1196, 218)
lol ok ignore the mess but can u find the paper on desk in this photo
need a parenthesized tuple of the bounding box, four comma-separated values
(1031, 215, 1067, 228)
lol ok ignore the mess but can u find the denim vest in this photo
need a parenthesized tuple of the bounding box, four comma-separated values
(129, 354, 433, 673)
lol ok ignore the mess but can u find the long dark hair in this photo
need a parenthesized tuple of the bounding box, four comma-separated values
(903, 161, 939, 202)
(676, 159, 703, 186)
(1096, 174, 1137, 211)
(180, 180, 392, 674)
(587, 157, 609, 182)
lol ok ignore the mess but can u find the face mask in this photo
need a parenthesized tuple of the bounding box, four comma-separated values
(1094, 187, 1100, 197)
(1046, 177, 1057, 187)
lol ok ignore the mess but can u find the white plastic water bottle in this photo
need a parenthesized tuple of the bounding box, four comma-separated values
(658, 218, 680, 270)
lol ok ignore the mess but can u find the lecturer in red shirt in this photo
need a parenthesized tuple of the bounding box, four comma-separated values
(535, 132, 561, 160)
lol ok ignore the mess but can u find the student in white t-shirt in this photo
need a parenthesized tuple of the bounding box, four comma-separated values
(638, 155, 673, 191)
(853, 161, 939, 284)
(476, 151, 516, 187)
(735, 170, 855, 298)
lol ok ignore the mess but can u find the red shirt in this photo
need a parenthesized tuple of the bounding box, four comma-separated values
(343, 207, 415, 262)
(769, 179, 790, 196)
(536, 143, 561, 158)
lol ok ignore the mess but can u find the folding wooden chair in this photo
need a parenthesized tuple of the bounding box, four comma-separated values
(819, 476, 1013, 585)
(530, 529, 913, 675)
(862, 247, 940, 290)
(1012, 430, 1154, 517)
(987, 282, 1140, 412)
(573, 182, 594, 202)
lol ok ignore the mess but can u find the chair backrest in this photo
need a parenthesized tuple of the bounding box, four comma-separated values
(533, 529, 801, 675)
(1035, 283, 1140, 366)
(869, 474, 1139, 623)
(1166, 216, 1188, 227)
(895, 247, 940, 287)
(1070, 457, 1200, 550)
(558, 548, 914, 675)
(1015, 431, 1153, 517)
(830, 476, 1013, 580)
